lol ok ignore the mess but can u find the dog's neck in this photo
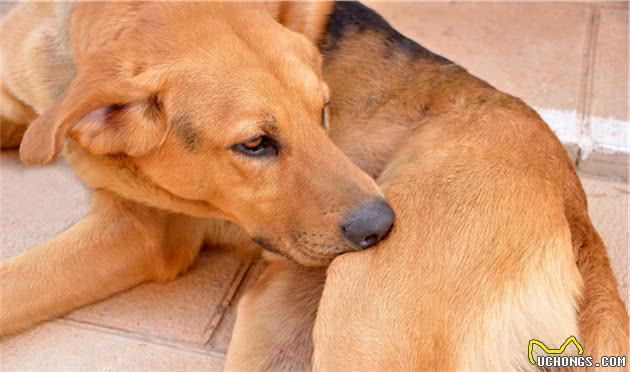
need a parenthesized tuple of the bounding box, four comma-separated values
(318, 2, 498, 178)
(319, 2, 462, 118)
(320, 2, 451, 64)
(317, 2, 453, 177)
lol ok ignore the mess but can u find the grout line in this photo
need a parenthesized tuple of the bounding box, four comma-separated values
(575, 147, 582, 168)
(582, 6, 601, 134)
(204, 258, 261, 351)
(204, 258, 268, 353)
(55, 318, 227, 359)
(201, 260, 252, 344)
(576, 5, 601, 158)
(575, 5, 593, 141)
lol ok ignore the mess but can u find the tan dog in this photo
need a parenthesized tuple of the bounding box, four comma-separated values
(225, 3, 629, 371)
(1, 2, 627, 371)
(0, 2, 396, 336)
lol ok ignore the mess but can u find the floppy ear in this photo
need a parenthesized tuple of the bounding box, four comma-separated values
(68, 94, 166, 157)
(268, 1, 334, 44)
(19, 64, 161, 164)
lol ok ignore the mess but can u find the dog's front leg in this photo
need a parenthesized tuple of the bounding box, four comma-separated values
(224, 259, 326, 372)
(0, 190, 206, 336)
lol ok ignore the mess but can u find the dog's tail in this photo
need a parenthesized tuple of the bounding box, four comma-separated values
(576, 221, 628, 368)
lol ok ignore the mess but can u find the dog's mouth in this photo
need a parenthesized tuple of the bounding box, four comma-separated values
(252, 236, 339, 266)
(253, 237, 292, 260)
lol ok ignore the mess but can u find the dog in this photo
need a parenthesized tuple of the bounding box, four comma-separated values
(0, 2, 395, 336)
(224, 3, 629, 371)
(1, 2, 627, 371)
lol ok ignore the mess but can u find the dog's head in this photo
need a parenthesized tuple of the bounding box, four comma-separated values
(19, 2, 394, 266)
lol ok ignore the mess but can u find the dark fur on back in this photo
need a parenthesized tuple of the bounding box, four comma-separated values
(320, 2, 452, 64)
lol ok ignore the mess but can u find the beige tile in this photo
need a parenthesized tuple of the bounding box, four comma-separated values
(579, 151, 629, 182)
(0, 321, 224, 371)
(67, 245, 254, 347)
(0, 2, 14, 19)
(564, 143, 580, 164)
(364, 2, 590, 112)
(590, 7, 628, 121)
(0, 151, 91, 261)
(595, 1, 630, 9)
(573, 2, 629, 10)
(580, 175, 629, 311)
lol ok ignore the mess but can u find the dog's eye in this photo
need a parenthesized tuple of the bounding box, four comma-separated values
(232, 135, 278, 157)
(321, 100, 330, 129)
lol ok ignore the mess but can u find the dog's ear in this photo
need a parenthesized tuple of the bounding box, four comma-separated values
(268, 1, 334, 44)
(19, 63, 164, 164)
(68, 94, 166, 157)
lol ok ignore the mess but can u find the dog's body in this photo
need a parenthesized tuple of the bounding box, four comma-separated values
(0, 2, 627, 371)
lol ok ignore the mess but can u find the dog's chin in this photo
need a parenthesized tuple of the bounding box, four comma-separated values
(260, 250, 333, 267)
(291, 249, 336, 267)
(252, 237, 337, 267)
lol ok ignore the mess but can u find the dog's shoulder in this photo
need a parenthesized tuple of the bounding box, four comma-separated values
(0, 3, 75, 112)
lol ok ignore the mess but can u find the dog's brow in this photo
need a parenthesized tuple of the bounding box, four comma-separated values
(260, 116, 278, 135)
(172, 114, 202, 152)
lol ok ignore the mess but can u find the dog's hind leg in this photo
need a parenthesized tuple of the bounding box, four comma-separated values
(0, 190, 206, 336)
(224, 259, 326, 372)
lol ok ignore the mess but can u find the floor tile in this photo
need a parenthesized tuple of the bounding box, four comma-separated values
(0, 2, 14, 17)
(363, 2, 591, 112)
(564, 143, 580, 164)
(0, 321, 224, 371)
(67, 245, 254, 346)
(590, 7, 628, 121)
(594, 1, 629, 9)
(579, 151, 629, 182)
(0, 151, 90, 261)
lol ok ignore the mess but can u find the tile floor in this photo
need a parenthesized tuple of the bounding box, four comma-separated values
(1, 2, 628, 371)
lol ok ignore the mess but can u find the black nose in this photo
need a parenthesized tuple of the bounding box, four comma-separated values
(340, 198, 395, 249)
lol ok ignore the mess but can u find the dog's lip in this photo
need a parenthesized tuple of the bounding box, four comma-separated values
(252, 237, 335, 266)
(252, 237, 288, 258)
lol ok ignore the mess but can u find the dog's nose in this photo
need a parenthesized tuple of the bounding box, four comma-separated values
(341, 198, 395, 249)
